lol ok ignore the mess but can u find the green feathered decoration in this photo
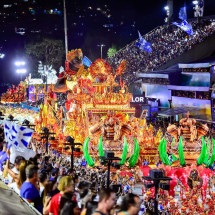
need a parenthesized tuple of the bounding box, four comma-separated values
(127, 137, 139, 164)
(128, 140, 135, 164)
(161, 139, 172, 166)
(158, 138, 171, 165)
(83, 137, 95, 167)
(197, 137, 207, 166)
(207, 138, 215, 167)
(158, 138, 165, 163)
(203, 137, 209, 165)
(128, 138, 140, 167)
(98, 136, 105, 157)
(158, 138, 164, 157)
(120, 136, 128, 165)
(178, 136, 186, 166)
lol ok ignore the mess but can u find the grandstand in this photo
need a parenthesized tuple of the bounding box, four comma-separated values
(108, 16, 215, 84)
(108, 16, 215, 121)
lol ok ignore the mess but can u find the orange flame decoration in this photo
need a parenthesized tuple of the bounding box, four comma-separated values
(115, 60, 127, 76)
(89, 59, 112, 79)
(66, 49, 83, 62)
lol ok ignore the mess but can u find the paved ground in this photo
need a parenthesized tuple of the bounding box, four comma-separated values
(0, 180, 40, 215)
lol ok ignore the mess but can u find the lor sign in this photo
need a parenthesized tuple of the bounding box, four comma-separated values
(131, 96, 145, 103)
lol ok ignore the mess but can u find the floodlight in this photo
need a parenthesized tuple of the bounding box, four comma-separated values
(16, 68, 27, 74)
(15, 61, 26, 66)
(164, 6, 169, 11)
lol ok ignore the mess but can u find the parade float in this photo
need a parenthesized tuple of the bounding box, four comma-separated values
(159, 112, 213, 167)
(1, 49, 215, 213)
(48, 50, 215, 213)
(62, 49, 168, 167)
(0, 49, 168, 166)
(1, 82, 27, 103)
(52, 49, 139, 166)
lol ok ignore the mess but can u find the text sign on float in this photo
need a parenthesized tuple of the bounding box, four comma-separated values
(131, 96, 145, 103)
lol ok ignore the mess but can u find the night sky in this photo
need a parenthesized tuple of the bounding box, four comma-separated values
(0, 0, 214, 88)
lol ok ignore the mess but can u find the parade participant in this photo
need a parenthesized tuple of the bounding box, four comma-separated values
(118, 193, 141, 215)
(92, 188, 116, 215)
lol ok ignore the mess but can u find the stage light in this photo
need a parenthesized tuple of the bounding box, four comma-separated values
(42, 127, 49, 134)
(145, 183, 155, 189)
(8, 114, 14, 121)
(66, 136, 74, 144)
(73, 148, 81, 152)
(159, 182, 170, 190)
(49, 136, 55, 140)
(64, 146, 70, 150)
(22, 119, 30, 125)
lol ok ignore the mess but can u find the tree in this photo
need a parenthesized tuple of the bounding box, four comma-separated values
(107, 46, 117, 58)
(25, 38, 65, 76)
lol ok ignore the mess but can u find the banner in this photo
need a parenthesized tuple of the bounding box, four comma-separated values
(4, 120, 34, 148)
(173, 20, 193, 36)
(136, 31, 152, 53)
(179, 6, 187, 21)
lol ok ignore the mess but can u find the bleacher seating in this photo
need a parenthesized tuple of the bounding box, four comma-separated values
(108, 17, 215, 83)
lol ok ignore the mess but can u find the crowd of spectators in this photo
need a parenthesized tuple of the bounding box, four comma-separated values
(108, 17, 215, 83)
(182, 68, 210, 73)
(0, 133, 152, 215)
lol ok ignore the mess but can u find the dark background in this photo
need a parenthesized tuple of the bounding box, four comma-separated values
(0, 0, 214, 90)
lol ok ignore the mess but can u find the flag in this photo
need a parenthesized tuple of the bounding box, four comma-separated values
(4, 120, 34, 148)
(179, 6, 187, 21)
(83, 56, 92, 67)
(173, 20, 193, 36)
(136, 31, 152, 53)
(4, 120, 14, 145)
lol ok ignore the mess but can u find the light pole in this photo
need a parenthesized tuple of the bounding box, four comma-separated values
(143, 170, 172, 215)
(164, 0, 173, 25)
(63, 0, 68, 55)
(97, 44, 105, 59)
(40, 127, 56, 154)
(100, 152, 121, 188)
(65, 136, 82, 172)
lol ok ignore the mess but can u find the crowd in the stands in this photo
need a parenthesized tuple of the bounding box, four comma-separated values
(108, 18, 215, 83)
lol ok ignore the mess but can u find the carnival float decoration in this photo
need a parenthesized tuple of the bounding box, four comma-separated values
(0, 49, 165, 166)
(53, 49, 143, 167)
(1, 82, 27, 103)
(158, 112, 215, 167)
